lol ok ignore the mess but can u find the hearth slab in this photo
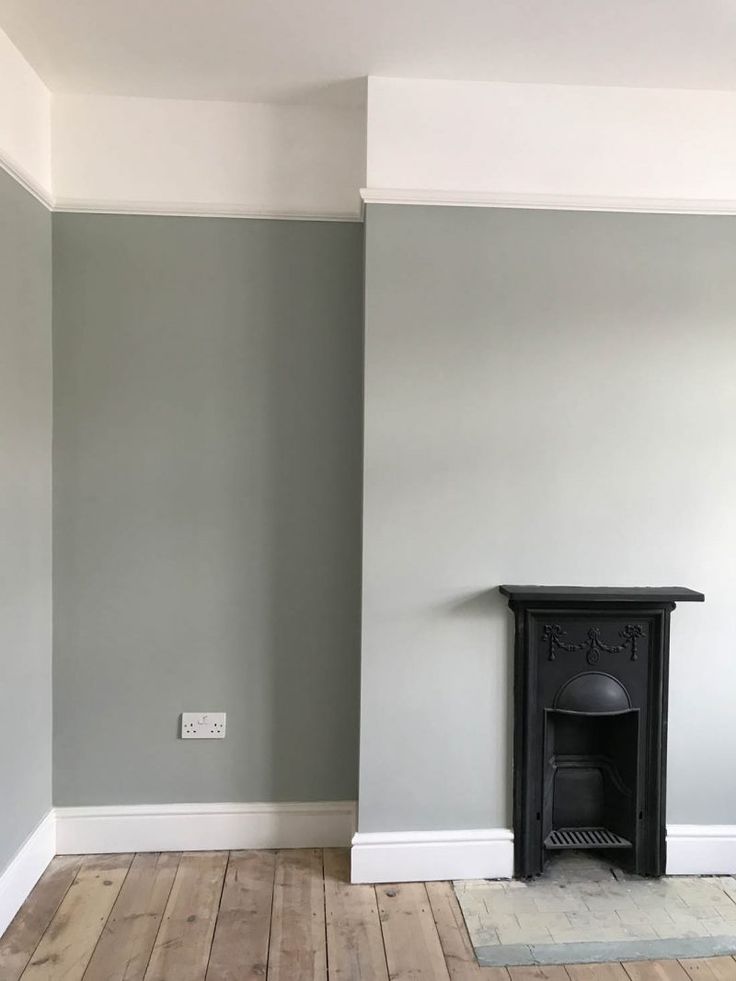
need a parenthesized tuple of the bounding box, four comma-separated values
(455, 854, 736, 966)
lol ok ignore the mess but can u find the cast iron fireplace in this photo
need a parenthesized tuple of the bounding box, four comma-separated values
(500, 586, 704, 878)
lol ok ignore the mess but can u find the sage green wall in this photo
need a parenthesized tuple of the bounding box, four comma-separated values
(360, 203, 735, 833)
(53, 214, 362, 804)
(0, 168, 52, 871)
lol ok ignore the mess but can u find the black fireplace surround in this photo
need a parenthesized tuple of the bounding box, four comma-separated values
(500, 586, 704, 879)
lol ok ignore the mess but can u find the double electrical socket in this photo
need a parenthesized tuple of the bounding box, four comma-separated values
(181, 712, 226, 739)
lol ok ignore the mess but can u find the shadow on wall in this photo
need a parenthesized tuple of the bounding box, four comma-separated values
(260, 224, 364, 800)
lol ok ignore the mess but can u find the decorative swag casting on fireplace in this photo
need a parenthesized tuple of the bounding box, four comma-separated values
(500, 586, 704, 879)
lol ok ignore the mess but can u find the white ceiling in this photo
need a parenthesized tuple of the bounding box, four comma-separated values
(1, 0, 735, 106)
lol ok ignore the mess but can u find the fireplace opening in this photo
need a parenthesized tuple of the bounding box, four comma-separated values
(543, 706, 638, 858)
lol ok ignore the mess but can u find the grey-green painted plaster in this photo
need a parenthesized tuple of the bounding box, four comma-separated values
(360, 203, 736, 833)
(0, 169, 52, 871)
(52, 214, 363, 805)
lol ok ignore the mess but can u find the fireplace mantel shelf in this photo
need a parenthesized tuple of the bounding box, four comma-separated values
(499, 585, 705, 604)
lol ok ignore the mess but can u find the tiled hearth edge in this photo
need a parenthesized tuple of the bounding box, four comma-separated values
(350, 826, 736, 884)
(475, 937, 736, 968)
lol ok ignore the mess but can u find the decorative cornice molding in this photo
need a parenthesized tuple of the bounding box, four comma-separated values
(53, 197, 363, 222)
(9, 163, 736, 221)
(0, 151, 53, 210)
(361, 187, 736, 216)
(0, 161, 364, 221)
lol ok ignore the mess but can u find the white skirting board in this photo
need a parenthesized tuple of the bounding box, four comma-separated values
(350, 826, 736, 883)
(55, 801, 356, 855)
(0, 811, 56, 938)
(666, 826, 736, 876)
(2, 811, 734, 937)
(350, 829, 515, 883)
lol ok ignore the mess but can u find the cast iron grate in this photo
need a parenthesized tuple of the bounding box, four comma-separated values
(545, 827, 632, 850)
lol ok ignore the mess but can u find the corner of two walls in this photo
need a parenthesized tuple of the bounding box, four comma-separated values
(1, 22, 366, 895)
(0, 171, 365, 908)
(0, 25, 53, 897)
(0, 167, 53, 894)
(0, 26, 51, 205)
(0, 161, 364, 913)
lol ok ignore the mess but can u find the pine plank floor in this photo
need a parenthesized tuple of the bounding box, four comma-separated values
(1, 850, 735, 981)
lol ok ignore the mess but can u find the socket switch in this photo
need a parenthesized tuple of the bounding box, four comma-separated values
(181, 712, 226, 739)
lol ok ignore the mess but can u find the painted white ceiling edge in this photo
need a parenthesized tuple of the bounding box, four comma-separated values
(3, 0, 736, 105)
(0, 26, 50, 202)
(0, 25, 366, 220)
(365, 77, 736, 214)
(4, 21, 736, 220)
(50, 77, 736, 218)
(52, 95, 366, 220)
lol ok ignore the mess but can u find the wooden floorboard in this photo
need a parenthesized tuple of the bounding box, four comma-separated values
(0, 856, 82, 981)
(378, 881, 451, 981)
(205, 850, 276, 981)
(426, 879, 509, 981)
(1, 850, 734, 980)
(82, 852, 180, 981)
(20, 854, 133, 981)
(508, 967, 570, 980)
(143, 851, 228, 981)
(267, 849, 326, 981)
(678, 959, 736, 980)
(567, 966, 630, 980)
(623, 962, 691, 981)
(323, 847, 388, 981)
